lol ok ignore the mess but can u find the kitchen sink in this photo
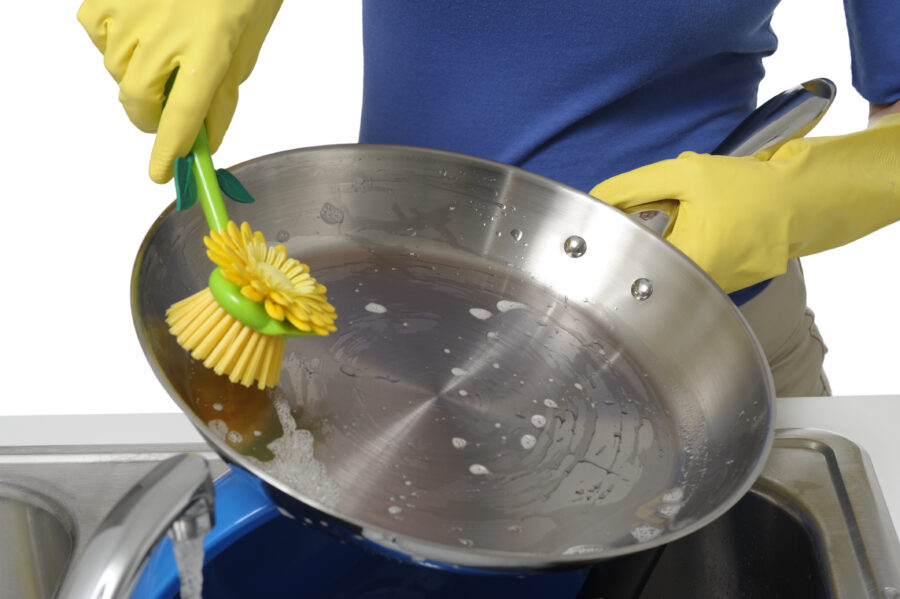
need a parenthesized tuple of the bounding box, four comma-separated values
(0, 482, 73, 599)
(1, 429, 898, 598)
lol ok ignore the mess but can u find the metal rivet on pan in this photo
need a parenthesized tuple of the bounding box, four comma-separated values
(631, 278, 653, 301)
(563, 235, 586, 257)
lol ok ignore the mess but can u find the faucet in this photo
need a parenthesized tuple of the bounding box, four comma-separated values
(56, 453, 215, 599)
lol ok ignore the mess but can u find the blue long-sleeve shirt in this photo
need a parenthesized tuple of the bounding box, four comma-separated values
(358, 1, 899, 302)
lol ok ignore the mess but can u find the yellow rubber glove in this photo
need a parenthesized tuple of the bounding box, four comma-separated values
(78, 0, 282, 183)
(590, 114, 900, 294)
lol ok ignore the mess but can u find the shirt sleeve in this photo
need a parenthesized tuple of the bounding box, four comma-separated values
(843, 0, 900, 104)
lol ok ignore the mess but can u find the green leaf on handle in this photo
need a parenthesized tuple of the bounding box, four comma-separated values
(216, 168, 256, 204)
(174, 155, 197, 211)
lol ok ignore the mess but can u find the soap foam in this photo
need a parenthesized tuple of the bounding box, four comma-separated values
(245, 397, 340, 507)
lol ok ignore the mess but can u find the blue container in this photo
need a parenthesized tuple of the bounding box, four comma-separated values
(131, 467, 591, 599)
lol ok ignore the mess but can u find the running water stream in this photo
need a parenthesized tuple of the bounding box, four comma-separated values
(170, 533, 206, 599)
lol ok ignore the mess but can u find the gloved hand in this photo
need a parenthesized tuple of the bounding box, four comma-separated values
(78, 0, 282, 183)
(590, 114, 900, 294)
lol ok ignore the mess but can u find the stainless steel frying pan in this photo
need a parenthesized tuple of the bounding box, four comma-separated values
(131, 80, 834, 569)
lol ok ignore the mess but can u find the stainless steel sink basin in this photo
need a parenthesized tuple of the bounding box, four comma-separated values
(0, 483, 73, 599)
(581, 430, 900, 598)
(0, 429, 897, 598)
(0, 444, 227, 599)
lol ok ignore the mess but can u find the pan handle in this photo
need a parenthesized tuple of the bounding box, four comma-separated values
(632, 78, 836, 236)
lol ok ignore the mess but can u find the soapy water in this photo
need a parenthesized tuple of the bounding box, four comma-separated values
(468, 307, 493, 320)
(530, 414, 547, 428)
(496, 300, 527, 313)
(630, 524, 663, 543)
(242, 397, 340, 507)
(561, 544, 606, 556)
(469, 464, 490, 475)
(365, 302, 388, 314)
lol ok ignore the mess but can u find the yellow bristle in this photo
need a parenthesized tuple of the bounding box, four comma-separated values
(230, 329, 261, 386)
(192, 308, 234, 358)
(182, 303, 227, 350)
(210, 321, 250, 376)
(166, 220, 337, 389)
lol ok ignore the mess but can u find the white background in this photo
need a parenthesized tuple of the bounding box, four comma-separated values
(0, 2, 895, 416)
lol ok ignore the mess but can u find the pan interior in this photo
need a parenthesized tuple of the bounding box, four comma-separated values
(160, 238, 688, 558)
(134, 145, 771, 566)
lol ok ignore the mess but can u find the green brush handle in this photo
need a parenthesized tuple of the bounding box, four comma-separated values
(164, 72, 313, 339)
(186, 124, 314, 338)
(190, 124, 230, 233)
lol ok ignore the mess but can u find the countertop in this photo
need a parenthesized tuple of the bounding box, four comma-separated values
(1, 395, 897, 529)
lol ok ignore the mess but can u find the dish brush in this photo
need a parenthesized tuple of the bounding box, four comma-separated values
(165, 124, 336, 389)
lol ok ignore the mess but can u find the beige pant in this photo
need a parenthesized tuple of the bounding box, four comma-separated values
(738, 258, 831, 397)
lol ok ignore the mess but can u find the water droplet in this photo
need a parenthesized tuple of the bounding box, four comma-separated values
(574, 383, 584, 390)
(226, 430, 243, 445)
(443, 348, 452, 354)
(497, 300, 527, 313)
(319, 202, 344, 224)
(388, 505, 402, 515)
(452, 437, 468, 449)
(339, 364, 358, 377)
(458, 390, 469, 397)
(212, 403, 224, 412)
(451, 367, 469, 376)
(507, 525, 522, 533)
(563, 235, 587, 257)
(543, 398, 558, 408)
(631, 278, 653, 301)
(208, 419, 228, 438)
(510, 229, 523, 241)
(458, 538, 474, 547)
(562, 544, 605, 556)
(492, 362, 500, 369)
(275, 230, 290, 242)
(486, 331, 500, 340)
(365, 302, 387, 314)
(520, 434, 537, 449)
(469, 464, 490, 475)
(657, 503, 682, 519)
(631, 524, 662, 543)
(662, 487, 684, 503)
(531, 415, 547, 428)
(469, 307, 493, 320)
